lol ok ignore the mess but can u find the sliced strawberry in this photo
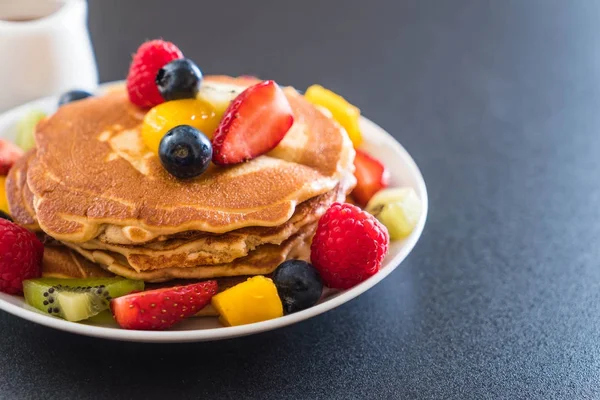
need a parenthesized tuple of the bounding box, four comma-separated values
(212, 80, 294, 165)
(351, 149, 390, 206)
(110, 280, 218, 330)
(0, 140, 24, 176)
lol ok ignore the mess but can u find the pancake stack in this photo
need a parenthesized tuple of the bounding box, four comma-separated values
(6, 76, 356, 282)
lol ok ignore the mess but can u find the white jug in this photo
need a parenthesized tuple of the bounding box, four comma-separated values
(0, 0, 98, 111)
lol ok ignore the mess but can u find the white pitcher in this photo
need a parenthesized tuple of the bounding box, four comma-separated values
(0, 0, 98, 111)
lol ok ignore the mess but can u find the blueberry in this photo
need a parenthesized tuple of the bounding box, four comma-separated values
(156, 58, 202, 101)
(159, 125, 212, 179)
(272, 260, 323, 314)
(0, 210, 12, 222)
(58, 90, 93, 106)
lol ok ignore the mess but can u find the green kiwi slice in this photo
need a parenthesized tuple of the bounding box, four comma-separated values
(23, 277, 144, 322)
(16, 109, 46, 150)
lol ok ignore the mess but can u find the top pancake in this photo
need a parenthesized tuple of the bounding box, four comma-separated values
(26, 76, 355, 243)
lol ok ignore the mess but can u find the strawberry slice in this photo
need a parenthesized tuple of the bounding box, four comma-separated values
(110, 281, 218, 330)
(212, 80, 294, 165)
(0, 140, 23, 176)
(352, 149, 390, 206)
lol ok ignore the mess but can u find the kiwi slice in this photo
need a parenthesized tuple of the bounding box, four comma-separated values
(23, 277, 144, 322)
(16, 109, 46, 150)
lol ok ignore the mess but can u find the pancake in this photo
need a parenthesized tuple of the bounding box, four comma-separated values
(25, 76, 355, 243)
(63, 222, 315, 283)
(6, 150, 39, 230)
(63, 188, 335, 271)
(41, 245, 114, 279)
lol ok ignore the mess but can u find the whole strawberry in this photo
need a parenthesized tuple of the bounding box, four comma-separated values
(111, 280, 218, 330)
(0, 219, 43, 294)
(311, 202, 389, 289)
(126, 39, 183, 108)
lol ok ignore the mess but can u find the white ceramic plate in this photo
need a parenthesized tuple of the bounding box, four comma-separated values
(0, 88, 428, 342)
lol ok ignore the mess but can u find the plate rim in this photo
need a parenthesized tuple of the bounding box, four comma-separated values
(0, 87, 428, 343)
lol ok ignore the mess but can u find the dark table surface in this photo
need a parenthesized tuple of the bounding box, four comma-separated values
(2, 0, 600, 398)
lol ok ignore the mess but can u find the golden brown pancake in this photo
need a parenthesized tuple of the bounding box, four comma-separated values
(6, 76, 355, 283)
(6, 150, 39, 230)
(63, 188, 335, 271)
(63, 223, 315, 283)
(26, 76, 355, 243)
(42, 245, 114, 279)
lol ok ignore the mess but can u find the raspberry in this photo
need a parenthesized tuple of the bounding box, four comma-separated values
(310, 202, 389, 289)
(0, 220, 43, 294)
(126, 39, 183, 108)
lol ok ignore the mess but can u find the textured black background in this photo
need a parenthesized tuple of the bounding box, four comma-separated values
(2, 0, 600, 398)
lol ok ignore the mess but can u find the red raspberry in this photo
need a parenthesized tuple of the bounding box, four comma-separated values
(126, 39, 183, 108)
(311, 202, 389, 289)
(0, 220, 43, 294)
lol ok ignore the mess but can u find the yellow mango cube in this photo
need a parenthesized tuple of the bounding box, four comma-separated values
(211, 276, 283, 327)
(304, 84, 363, 147)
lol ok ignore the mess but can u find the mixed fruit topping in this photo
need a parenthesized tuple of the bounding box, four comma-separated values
(0, 38, 425, 331)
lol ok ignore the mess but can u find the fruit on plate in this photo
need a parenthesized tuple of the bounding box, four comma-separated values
(126, 39, 184, 108)
(156, 58, 203, 101)
(111, 280, 217, 330)
(351, 149, 390, 207)
(0, 219, 44, 294)
(304, 84, 362, 147)
(212, 80, 294, 165)
(366, 187, 422, 240)
(159, 125, 213, 179)
(272, 260, 323, 314)
(23, 277, 144, 322)
(141, 99, 218, 154)
(0, 139, 24, 176)
(211, 276, 283, 326)
(58, 89, 93, 107)
(15, 109, 46, 150)
(311, 202, 389, 289)
(0, 176, 8, 214)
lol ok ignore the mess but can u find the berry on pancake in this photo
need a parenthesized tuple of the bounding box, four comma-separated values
(126, 39, 183, 108)
(156, 58, 203, 101)
(58, 89, 93, 106)
(211, 80, 294, 165)
(159, 125, 213, 179)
